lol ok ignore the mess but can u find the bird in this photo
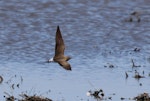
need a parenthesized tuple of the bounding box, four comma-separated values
(48, 26, 72, 70)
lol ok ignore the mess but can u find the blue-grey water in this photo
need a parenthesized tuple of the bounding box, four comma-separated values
(0, 0, 150, 101)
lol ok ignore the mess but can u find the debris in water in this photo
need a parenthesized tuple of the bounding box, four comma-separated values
(86, 89, 104, 100)
(134, 93, 150, 101)
(0, 75, 3, 83)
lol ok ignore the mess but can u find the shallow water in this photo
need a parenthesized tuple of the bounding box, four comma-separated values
(0, 0, 150, 101)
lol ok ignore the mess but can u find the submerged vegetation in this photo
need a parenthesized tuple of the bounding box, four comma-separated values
(134, 93, 150, 101)
(1, 75, 53, 101)
(5, 94, 52, 101)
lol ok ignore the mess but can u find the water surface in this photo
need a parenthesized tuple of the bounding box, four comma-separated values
(0, 0, 150, 101)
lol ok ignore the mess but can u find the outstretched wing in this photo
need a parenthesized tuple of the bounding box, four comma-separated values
(54, 26, 65, 57)
(58, 61, 71, 70)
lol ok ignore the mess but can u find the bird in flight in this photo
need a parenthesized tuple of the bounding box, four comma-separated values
(48, 26, 71, 70)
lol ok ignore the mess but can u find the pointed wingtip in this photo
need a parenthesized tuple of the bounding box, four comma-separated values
(66, 68, 72, 71)
(61, 66, 72, 71)
(57, 25, 60, 30)
(63, 66, 72, 71)
(66, 65, 72, 71)
(68, 68, 72, 71)
(56, 25, 61, 33)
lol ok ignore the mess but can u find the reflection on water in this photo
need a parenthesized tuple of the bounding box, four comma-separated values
(0, 0, 150, 101)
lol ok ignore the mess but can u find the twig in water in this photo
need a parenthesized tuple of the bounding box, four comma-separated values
(125, 72, 128, 79)
(131, 59, 141, 68)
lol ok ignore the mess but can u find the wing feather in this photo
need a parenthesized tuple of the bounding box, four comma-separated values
(54, 26, 65, 57)
(58, 61, 71, 70)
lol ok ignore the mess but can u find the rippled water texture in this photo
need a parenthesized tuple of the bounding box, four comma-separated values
(0, 0, 150, 101)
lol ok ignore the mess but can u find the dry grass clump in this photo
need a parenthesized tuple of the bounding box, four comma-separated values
(134, 93, 150, 101)
(5, 94, 52, 101)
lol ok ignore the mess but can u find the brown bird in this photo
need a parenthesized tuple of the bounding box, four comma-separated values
(48, 26, 71, 70)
